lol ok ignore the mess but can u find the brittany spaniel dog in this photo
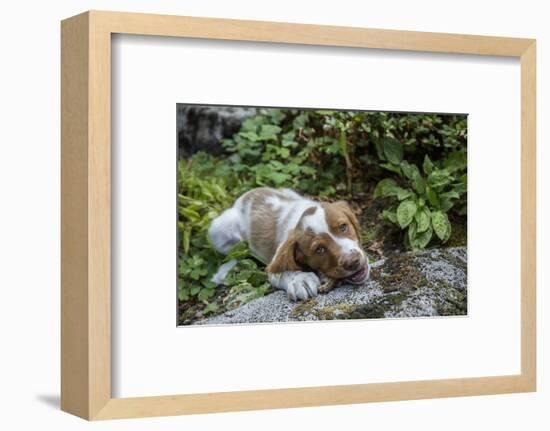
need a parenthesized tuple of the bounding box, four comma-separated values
(208, 187, 369, 301)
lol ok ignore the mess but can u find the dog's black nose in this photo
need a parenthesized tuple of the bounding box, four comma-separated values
(342, 252, 361, 271)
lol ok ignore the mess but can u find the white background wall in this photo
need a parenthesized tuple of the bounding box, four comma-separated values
(0, 0, 547, 429)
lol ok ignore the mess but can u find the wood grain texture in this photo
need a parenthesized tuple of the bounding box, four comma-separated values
(61, 12, 112, 420)
(91, 10, 532, 56)
(94, 375, 532, 420)
(87, 11, 112, 419)
(60, 10, 537, 421)
(520, 42, 537, 389)
(61, 11, 90, 419)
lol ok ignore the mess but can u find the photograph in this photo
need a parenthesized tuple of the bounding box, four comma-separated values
(177, 105, 468, 325)
(2, 1, 540, 426)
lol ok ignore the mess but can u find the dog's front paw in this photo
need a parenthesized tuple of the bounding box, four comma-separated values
(286, 272, 320, 301)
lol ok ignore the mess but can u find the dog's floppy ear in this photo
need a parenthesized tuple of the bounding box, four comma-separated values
(333, 201, 361, 237)
(266, 232, 304, 274)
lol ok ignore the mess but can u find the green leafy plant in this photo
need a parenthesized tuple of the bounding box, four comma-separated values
(177, 154, 276, 323)
(220, 242, 273, 309)
(374, 137, 467, 249)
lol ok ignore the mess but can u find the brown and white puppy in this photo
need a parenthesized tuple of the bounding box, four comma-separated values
(208, 187, 369, 301)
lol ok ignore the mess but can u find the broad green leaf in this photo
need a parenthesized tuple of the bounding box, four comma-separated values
(400, 160, 420, 181)
(412, 171, 426, 195)
(426, 185, 439, 207)
(201, 280, 217, 289)
(300, 165, 316, 175)
(396, 188, 414, 201)
(204, 303, 219, 314)
(444, 150, 467, 172)
(382, 209, 398, 224)
(292, 113, 308, 129)
(225, 241, 252, 261)
(415, 208, 431, 233)
(374, 178, 397, 198)
(432, 211, 452, 242)
(453, 181, 467, 195)
(423, 155, 435, 175)
(265, 171, 291, 185)
(278, 147, 290, 158)
(382, 137, 404, 165)
(380, 163, 403, 175)
(190, 270, 202, 281)
(178, 287, 190, 301)
(396, 200, 417, 228)
(235, 270, 253, 282)
(373, 138, 386, 161)
(198, 288, 215, 302)
(428, 169, 452, 188)
(239, 131, 259, 141)
(374, 179, 413, 201)
(439, 198, 455, 212)
(240, 117, 258, 132)
(410, 225, 433, 249)
(258, 124, 282, 140)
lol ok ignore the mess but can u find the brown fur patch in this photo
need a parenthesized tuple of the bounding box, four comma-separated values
(241, 188, 299, 263)
(266, 232, 303, 274)
(322, 201, 361, 239)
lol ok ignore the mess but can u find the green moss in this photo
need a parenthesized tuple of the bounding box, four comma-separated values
(314, 304, 362, 320)
(348, 304, 386, 319)
(370, 252, 428, 293)
(291, 299, 319, 318)
(431, 279, 467, 316)
(312, 294, 410, 320)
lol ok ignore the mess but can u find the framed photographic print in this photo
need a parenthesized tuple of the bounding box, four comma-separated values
(61, 10, 536, 420)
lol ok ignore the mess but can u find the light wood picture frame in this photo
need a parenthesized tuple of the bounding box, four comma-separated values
(61, 10, 536, 421)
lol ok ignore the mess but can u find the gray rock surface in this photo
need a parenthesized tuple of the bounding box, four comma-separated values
(177, 105, 257, 157)
(195, 247, 467, 325)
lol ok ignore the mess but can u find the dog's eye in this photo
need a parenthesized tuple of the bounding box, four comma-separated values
(315, 246, 326, 255)
(339, 223, 348, 233)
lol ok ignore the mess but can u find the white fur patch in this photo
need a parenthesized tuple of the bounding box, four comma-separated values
(301, 205, 328, 234)
(265, 195, 282, 211)
(334, 236, 363, 256)
(268, 271, 320, 301)
(275, 200, 317, 245)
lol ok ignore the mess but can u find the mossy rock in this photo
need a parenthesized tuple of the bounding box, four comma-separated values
(195, 247, 467, 325)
